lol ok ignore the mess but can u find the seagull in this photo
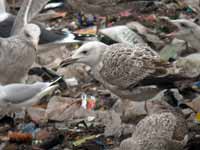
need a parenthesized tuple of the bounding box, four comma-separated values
(60, 41, 186, 101)
(0, 0, 78, 44)
(0, 23, 40, 84)
(0, 0, 77, 84)
(0, 0, 43, 84)
(120, 112, 187, 150)
(0, 0, 15, 37)
(0, 77, 62, 115)
(160, 17, 200, 51)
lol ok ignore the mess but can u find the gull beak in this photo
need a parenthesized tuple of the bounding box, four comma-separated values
(60, 57, 78, 67)
(32, 39, 39, 50)
(165, 32, 177, 38)
(159, 17, 181, 28)
(159, 17, 180, 38)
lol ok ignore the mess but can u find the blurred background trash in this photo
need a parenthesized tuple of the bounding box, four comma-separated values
(2, 0, 200, 149)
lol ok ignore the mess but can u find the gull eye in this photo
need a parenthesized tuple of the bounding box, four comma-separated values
(194, 18, 199, 23)
(180, 23, 188, 28)
(82, 50, 88, 55)
(25, 32, 31, 38)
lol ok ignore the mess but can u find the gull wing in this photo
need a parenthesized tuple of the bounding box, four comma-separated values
(11, 0, 49, 35)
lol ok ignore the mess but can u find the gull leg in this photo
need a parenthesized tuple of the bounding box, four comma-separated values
(96, 17, 101, 34)
(96, 16, 107, 34)
(105, 16, 108, 27)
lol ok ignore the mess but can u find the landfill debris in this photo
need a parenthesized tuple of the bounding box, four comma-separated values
(175, 53, 200, 78)
(8, 131, 33, 143)
(81, 93, 97, 110)
(72, 134, 102, 147)
(99, 25, 145, 46)
(2, 0, 200, 150)
(194, 112, 200, 124)
(160, 39, 187, 60)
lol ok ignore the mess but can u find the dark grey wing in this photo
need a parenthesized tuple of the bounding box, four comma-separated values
(11, 0, 49, 35)
(0, 0, 15, 37)
(0, 15, 15, 37)
(100, 44, 161, 89)
(38, 24, 71, 44)
(2, 82, 50, 104)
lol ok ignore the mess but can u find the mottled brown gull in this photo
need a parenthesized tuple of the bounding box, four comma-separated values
(120, 112, 187, 150)
(119, 94, 188, 150)
(60, 41, 179, 101)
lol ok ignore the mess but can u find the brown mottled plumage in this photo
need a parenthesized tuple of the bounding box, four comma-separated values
(119, 94, 188, 150)
(99, 44, 162, 89)
(120, 112, 187, 150)
(60, 41, 175, 101)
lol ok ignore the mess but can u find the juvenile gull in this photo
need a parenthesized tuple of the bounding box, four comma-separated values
(119, 95, 188, 150)
(60, 41, 179, 101)
(0, 77, 61, 115)
(120, 113, 187, 150)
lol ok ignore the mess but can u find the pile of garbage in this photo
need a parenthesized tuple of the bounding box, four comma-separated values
(1, 0, 200, 149)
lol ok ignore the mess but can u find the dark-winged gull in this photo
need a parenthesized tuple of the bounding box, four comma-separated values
(60, 41, 183, 101)
(0, 77, 61, 115)
(0, 0, 77, 44)
(0, 0, 14, 37)
(160, 17, 200, 51)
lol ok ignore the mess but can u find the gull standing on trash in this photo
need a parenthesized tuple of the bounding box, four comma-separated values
(0, 0, 48, 84)
(0, 77, 62, 115)
(0, 23, 40, 84)
(60, 41, 181, 101)
(120, 112, 187, 150)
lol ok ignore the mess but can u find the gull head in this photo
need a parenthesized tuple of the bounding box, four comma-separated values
(60, 41, 108, 67)
(161, 17, 198, 39)
(169, 19, 197, 38)
(22, 24, 41, 49)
